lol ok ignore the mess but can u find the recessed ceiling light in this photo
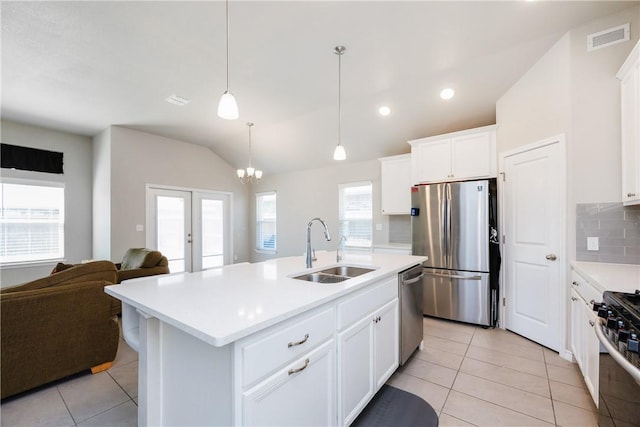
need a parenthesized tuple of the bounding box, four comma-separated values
(440, 88, 455, 100)
(166, 94, 189, 106)
(378, 106, 391, 116)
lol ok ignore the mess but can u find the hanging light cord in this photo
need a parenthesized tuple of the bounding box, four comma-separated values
(337, 49, 342, 147)
(225, 0, 230, 92)
(248, 123, 253, 168)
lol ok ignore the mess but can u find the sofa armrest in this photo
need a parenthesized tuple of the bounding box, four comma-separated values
(1, 281, 120, 399)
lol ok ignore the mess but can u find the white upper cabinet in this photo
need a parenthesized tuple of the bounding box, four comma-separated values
(617, 40, 640, 206)
(379, 154, 412, 215)
(408, 125, 497, 184)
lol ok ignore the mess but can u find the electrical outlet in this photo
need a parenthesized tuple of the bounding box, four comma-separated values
(375, 223, 383, 231)
(136, 224, 144, 232)
(587, 237, 599, 251)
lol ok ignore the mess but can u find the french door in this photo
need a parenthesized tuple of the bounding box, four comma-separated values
(146, 187, 232, 273)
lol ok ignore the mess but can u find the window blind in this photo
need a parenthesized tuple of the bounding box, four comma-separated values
(339, 182, 372, 248)
(256, 192, 276, 251)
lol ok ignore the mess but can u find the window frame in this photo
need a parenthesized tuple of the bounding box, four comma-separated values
(338, 181, 373, 249)
(255, 191, 277, 254)
(0, 178, 66, 267)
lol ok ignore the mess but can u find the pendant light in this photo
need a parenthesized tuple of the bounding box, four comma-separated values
(237, 122, 262, 184)
(218, 0, 239, 120)
(333, 45, 347, 161)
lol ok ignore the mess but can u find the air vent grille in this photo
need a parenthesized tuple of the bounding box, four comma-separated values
(587, 23, 629, 51)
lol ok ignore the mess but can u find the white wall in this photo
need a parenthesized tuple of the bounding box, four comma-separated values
(497, 5, 640, 262)
(92, 127, 111, 260)
(0, 120, 93, 287)
(106, 126, 250, 263)
(250, 159, 387, 264)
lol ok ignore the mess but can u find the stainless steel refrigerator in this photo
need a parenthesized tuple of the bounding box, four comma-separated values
(411, 179, 500, 326)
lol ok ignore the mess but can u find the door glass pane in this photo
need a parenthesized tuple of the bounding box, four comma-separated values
(201, 199, 224, 269)
(157, 196, 185, 273)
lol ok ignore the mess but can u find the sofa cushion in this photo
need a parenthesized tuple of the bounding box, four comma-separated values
(120, 248, 163, 270)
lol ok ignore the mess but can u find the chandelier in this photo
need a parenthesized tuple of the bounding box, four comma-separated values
(237, 122, 262, 184)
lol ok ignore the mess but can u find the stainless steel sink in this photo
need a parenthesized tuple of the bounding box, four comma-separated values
(292, 265, 376, 284)
(293, 272, 350, 284)
(316, 266, 375, 278)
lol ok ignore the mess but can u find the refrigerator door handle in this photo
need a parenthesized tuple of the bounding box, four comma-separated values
(446, 182, 452, 266)
(441, 186, 448, 266)
(423, 271, 482, 281)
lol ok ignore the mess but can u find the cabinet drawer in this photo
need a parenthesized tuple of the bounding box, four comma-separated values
(241, 306, 335, 387)
(337, 277, 397, 330)
(570, 270, 602, 306)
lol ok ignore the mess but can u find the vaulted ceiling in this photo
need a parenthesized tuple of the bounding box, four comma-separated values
(2, 1, 636, 174)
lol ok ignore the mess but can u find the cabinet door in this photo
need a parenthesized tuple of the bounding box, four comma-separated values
(380, 155, 412, 214)
(584, 309, 599, 406)
(451, 132, 493, 180)
(243, 340, 336, 426)
(413, 139, 451, 183)
(338, 316, 375, 426)
(570, 288, 585, 371)
(621, 60, 640, 205)
(374, 299, 399, 389)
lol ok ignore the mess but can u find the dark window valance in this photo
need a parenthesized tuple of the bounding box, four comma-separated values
(1, 143, 64, 174)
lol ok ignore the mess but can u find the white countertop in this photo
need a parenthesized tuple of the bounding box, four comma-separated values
(372, 243, 411, 250)
(105, 251, 426, 348)
(571, 261, 640, 294)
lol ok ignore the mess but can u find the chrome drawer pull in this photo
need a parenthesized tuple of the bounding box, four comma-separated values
(589, 320, 595, 327)
(288, 334, 309, 348)
(288, 358, 310, 375)
(571, 297, 578, 301)
(572, 281, 579, 286)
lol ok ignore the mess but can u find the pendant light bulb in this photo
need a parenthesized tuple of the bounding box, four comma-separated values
(218, 91, 239, 120)
(333, 144, 346, 161)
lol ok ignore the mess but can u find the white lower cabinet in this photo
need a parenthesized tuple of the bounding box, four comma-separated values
(569, 269, 600, 406)
(242, 340, 336, 426)
(238, 276, 401, 426)
(337, 278, 399, 426)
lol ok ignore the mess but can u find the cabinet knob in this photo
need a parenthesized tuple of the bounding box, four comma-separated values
(571, 297, 578, 301)
(572, 281, 579, 286)
(628, 193, 636, 197)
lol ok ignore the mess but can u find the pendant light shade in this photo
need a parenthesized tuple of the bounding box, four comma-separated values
(218, 91, 238, 120)
(218, 0, 238, 120)
(333, 45, 346, 161)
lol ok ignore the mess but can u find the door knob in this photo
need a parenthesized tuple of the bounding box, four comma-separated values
(546, 254, 557, 261)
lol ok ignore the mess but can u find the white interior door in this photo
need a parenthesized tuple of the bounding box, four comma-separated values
(502, 137, 565, 351)
(147, 187, 232, 273)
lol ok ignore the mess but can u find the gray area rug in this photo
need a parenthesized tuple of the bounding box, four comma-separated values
(351, 385, 439, 427)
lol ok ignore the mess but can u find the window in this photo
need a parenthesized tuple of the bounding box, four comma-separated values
(256, 192, 276, 252)
(1, 181, 65, 264)
(339, 182, 372, 248)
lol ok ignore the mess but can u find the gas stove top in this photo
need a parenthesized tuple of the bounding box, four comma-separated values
(597, 290, 640, 365)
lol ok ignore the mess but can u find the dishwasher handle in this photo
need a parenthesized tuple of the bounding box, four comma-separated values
(402, 274, 424, 285)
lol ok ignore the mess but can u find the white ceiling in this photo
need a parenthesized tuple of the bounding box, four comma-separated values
(2, 1, 636, 175)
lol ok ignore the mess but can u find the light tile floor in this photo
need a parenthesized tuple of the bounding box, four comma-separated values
(1, 316, 597, 426)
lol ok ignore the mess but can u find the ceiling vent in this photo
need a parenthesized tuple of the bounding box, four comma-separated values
(587, 23, 629, 52)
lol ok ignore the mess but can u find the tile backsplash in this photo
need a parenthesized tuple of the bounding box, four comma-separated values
(389, 215, 411, 244)
(576, 203, 640, 265)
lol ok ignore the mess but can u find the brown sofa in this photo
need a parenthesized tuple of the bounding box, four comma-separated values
(116, 248, 170, 283)
(0, 261, 120, 399)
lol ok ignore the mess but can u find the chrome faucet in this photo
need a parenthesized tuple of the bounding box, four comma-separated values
(306, 217, 331, 268)
(336, 235, 347, 262)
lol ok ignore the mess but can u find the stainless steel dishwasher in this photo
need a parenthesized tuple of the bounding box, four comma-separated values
(399, 264, 424, 365)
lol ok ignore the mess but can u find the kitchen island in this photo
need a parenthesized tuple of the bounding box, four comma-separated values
(105, 251, 426, 427)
